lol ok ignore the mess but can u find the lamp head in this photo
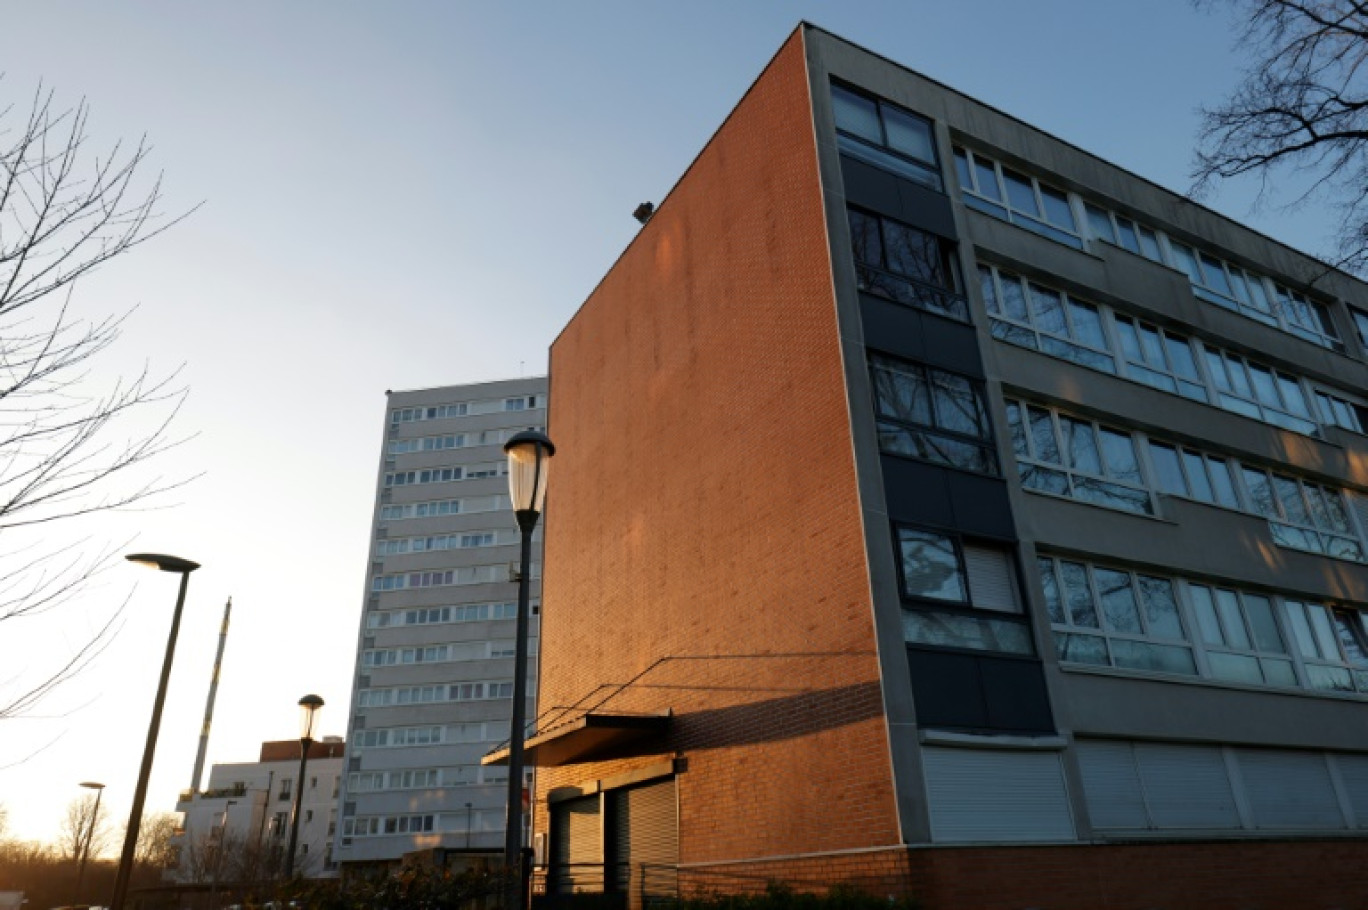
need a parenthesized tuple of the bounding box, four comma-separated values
(504, 430, 555, 517)
(126, 553, 201, 574)
(79, 781, 105, 790)
(297, 694, 324, 741)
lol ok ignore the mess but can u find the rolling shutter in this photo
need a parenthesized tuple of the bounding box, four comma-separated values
(1076, 739, 1240, 830)
(963, 545, 1020, 612)
(1237, 749, 1345, 829)
(1333, 753, 1368, 827)
(922, 746, 1074, 842)
(551, 795, 601, 893)
(611, 779, 678, 901)
(1134, 743, 1240, 829)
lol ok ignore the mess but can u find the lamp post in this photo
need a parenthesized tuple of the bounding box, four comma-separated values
(503, 429, 554, 910)
(75, 781, 105, 899)
(284, 694, 323, 879)
(111, 553, 200, 910)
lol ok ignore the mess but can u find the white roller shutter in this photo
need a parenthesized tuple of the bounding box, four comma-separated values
(963, 545, 1020, 612)
(923, 746, 1074, 842)
(1076, 740, 1147, 829)
(1134, 743, 1241, 829)
(1237, 749, 1346, 829)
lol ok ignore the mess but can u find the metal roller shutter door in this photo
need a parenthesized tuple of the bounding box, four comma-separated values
(552, 794, 602, 893)
(611, 779, 678, 901)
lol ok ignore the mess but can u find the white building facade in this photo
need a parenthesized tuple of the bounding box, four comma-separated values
(170, 738, 344, 882)
(334, 377, 546, 869)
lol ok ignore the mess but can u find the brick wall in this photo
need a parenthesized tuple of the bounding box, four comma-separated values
(539, 26, 899, 863)
(668, 840, 1368, 909)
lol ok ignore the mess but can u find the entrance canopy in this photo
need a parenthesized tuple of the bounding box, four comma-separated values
(482, 711, 670, 767)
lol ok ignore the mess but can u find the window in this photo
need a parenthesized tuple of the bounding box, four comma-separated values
(1351, 308, 1368, 348)
(976, 259, 1346, 440)
(1187, 585, 1296, 687)
(1273, 283, 1342, 350)
(1285, 601, 1368, 694)
(954, 148, 1082, 248)
(366, 601, 520, 629)
(371, 563, 523, 592)
(831, 82, 941, 189)
(896, 526, 1032, 654)
(1237, 466, 1362, 560)
(978, 265, 1113, 372)
(1083, 204, 1164, 263)
(1168, 242, 1342, 351)
(1039, 557, 1196, 675)
(1112, 315, 1207, 401)
(848, 207, 968, 321)
(1145, 443, 1240, 509)
(1314, 389, 1368, 434)
(391, 403, 468, 424)
(869, 353, 997, 474)
(278, 779, 292, 801)
(1202, 347, 1317, 434)
(378, 494, 509, 522)
(376, 530, 511, 556)
(1005, 401, 1152, 515)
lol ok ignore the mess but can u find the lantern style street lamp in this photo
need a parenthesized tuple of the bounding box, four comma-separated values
(284, 694, 324, 878)
(503, 429, 554, 910)
(75, 781, 105, 898)
(111, 553, 200, 910)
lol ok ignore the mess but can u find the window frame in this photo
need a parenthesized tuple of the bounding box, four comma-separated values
(894, 524, 1034, 656)
(954, 147, 1083, 249)
(867, 352, 999, 475)
(830, 81, 943, 190)
(847, 206, 969, 322)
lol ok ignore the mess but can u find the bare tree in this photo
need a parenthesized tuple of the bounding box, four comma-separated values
(1194, 1, 1368, 273)
(0, 803, 8, 840)
(132, 810, 179, 870)
(58, 791, 108, 863)
(0, 83, 193, 721)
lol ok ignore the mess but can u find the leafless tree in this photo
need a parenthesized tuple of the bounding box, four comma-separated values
(0, 83, 193, 722)
(0, 803, 8, 839)
(58, 791, 108, 862)
(1194, 1, 1368, 273)
(132, 810, 179, 870)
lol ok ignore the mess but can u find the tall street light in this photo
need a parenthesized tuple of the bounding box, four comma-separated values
(111, 553, 200, 910)
(503, 429, 553, 910)
(284, 694, 323, 879)
(75, 781, 105, 899)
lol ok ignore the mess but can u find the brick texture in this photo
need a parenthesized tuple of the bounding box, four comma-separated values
(539, 27, 899, 864)
(670, 840, 1368, 909)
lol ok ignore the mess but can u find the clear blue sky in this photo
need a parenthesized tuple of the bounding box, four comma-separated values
(0, 0, 1307, 846)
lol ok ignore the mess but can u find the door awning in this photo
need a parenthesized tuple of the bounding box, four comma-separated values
(482, 711, 671, 767)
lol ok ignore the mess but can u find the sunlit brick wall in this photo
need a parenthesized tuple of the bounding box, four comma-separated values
(538, 27, 899, 863)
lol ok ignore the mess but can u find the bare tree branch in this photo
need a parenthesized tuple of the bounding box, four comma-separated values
(0, 79, 196, 724)
(1194, 0, 1368, 273)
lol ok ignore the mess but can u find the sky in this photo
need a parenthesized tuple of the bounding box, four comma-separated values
(0, 0, 1329, 850)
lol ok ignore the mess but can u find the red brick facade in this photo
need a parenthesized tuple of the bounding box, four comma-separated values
(540, 26, 899, 864)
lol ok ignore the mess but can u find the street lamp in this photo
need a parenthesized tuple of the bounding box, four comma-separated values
(284, 694, 323, 878)
(111, 553, 200, 910)
(75, 781, 105, 899)
(503, 429, 553, 910)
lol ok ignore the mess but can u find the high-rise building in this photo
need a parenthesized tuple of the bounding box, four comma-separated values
(335, 377, 546, 871)
(169, 738, 344, 882)
(510, 23, 1368, 910)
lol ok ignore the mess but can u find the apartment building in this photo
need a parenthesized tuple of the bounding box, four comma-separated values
(507, 24, 1368, 910)
(169, 738, 344, 882)
(334, 377, 545, 870)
